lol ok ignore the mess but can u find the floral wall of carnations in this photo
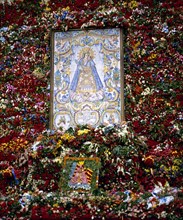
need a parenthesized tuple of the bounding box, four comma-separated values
(0, 0, 183, 219)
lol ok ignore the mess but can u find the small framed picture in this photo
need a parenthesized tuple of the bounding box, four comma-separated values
(50, 28, 125, 130)
(60, 157, 100, 192)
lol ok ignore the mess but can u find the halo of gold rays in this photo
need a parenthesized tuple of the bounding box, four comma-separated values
(78, 47, 95, 60)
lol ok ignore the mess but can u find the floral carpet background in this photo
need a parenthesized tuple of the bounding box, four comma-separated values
(0, 0, 183, 219)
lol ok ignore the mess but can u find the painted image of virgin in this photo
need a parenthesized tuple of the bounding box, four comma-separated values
(70, 48, 104, 102)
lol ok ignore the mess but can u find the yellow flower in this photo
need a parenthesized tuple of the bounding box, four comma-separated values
(104, 150, 111, 156)
(172, 165, 179, 172)
(164, 166, 169, 172)
(148, 53, 157, 60)
(57, 139, 62, 145)
(133, 41, 140, 50)
(45, 6, 51, 12)
(53, 203, 59, 208)
(131, 192, 138, 201)
(173, 159, 181, 165)
(172, 150, 178, 156)
(61, 133, 75, 141)
(63, 6, 70, 11)
(129, 1, 138, 9)
(77, 129, 90, 136)
(144, 168, 150, 173)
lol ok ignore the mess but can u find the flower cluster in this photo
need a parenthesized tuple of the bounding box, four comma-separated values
(0, 0, 182, 219)
(0, 125, 182, 219)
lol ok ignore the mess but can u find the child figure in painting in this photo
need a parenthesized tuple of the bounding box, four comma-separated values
(68, 161, 92, 190)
